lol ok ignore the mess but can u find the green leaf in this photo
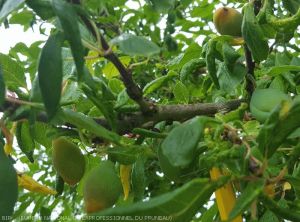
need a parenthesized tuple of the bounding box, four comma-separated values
(288, 127, 300, 139)
(61, 109, 121, 144)
(52, 0, 85, 79)
(222, 42, 240, 71)
(161, 117, 205, 168)
(0, 64, 6, 106)
(180, 58, 206, 82)
(143, 76, 168, 95)
(108, 146, 141, 165)
(16, 121, 35, 163)
(102, 56, 131, 79)
(269, 76, 286, 92)
(40, 207, 51, 222)
(38, 32, 64, 119)
(173, 81, 189, 104)
(114, 89, 130, 109)
(55, 174, 64, 197)
(108, 78, 125, 94)
(282, 0, 300, 14)
(9, 9, 33, 29)
(132, 157, 146, 201)
(26, 0, 55, 20)
(32, 122, 53, 148)
(0, 0, 25, 23)
(229, 179, 264, 220)
(259, 210, 279, 222)
(0, 53, 26, 90)
(148, 0, 175, 13)
(168, 43, 202, 69)
(132, 128, 167, 139)
(199, 202, 218, 222)
(0, 144, 18, 218)
(242, 3, 269, 62)
(88, 178, 226, 222)
(111, 33, 160, 57)
(261, 195, 300, 221)
(190, 2, 214, 19)
(264, 65, 300, 76)
(60, 81, 81, 105)
(216, 103, 248, 123)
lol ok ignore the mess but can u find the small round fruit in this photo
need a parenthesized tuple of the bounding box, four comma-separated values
(83, 161, 122, 213)
(52, 137, 85, 186)
(213, 7, 243, 37)
(250, 88, 291, 122)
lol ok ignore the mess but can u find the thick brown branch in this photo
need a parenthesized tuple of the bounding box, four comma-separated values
(100, 35, 152, 114)
(97, 99, 245, 134)
(1, 99, 244, 135)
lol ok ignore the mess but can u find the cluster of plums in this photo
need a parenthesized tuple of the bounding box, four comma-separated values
(52, 137, 122, 214)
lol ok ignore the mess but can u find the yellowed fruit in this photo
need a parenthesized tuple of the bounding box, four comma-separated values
(52, 137, 85, 186)
(213, 7, 243, 37)
(83, 161, 122, 213)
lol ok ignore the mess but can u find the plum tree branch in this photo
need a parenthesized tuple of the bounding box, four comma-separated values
(244, 0, 262, 98)
(99, 35, 153, 114)
(71, 0, 153, 114)
(0, 99, 244, 135)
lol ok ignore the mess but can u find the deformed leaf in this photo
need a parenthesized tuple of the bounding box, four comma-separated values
(143, 76, 169, 95)
(111, 33, 160, 57)
(205, 40, 220, 88)
(120, 164, 132, 200)
(222, 42, 240, 71)
(257, 99, 300, 158)
(218, 62, 246, 93)
(18, 173, 57, 195)
(173, 81, 189, 104)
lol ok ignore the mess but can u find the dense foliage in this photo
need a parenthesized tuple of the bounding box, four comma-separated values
(0, 0, 300, 221)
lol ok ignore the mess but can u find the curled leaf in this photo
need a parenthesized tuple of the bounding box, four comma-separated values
(120, 164, 132, 200)
(18, 173, 57, 195)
